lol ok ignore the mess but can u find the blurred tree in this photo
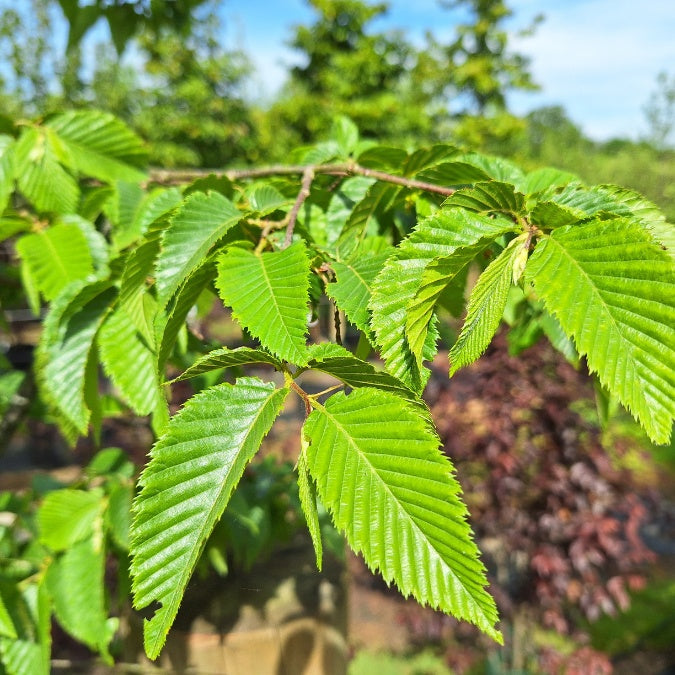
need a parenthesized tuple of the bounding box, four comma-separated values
(263, 0, 442, 156)
(504, 106, 675, 222)
(434, 0, 541, 114)
(56, 0, 210, 54)
(643, 71, 675, 149)
(0, 0, 85, 117)
(90, 7, 258, 167)
(423, 0, 541, 152)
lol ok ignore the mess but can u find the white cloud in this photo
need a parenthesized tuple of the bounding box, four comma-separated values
(508, 0, 675, 139)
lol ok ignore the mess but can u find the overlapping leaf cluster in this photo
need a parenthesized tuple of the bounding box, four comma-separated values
(2, 112, 673, 665)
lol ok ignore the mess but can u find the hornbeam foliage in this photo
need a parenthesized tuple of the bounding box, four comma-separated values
(2, 110, 674, 666)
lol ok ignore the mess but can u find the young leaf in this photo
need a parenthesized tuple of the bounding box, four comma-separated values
(155, 191, 242, 307)
(170, 346, 281, 383)
(216, 241, 310, 365)
(46, 110, 147, 183)
(303, 387, 501, 643)
(326, 251, 390, 335)
(130, 377, 289, 659)
(46, 537, 115, 661)
(526, 218, 675, 444)
(297, 443, 323, 571)
(405, 239, 506, 369)
(449, 236, 525, 374)
(370, 208, 517, 391)
(16, 224, 94, 301)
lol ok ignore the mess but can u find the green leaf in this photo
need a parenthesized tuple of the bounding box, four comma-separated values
(106, 482, 133, 550)
(525, 218, 675, 444)
(104, 180, 143, 232)
(325, 176, 375, 247)
(14, 127, 79, 214)
(595, 185, 674, 259)
(0, 216, 31, 242)
(370, 209, 517, 391)
(155, 191, 242, 307)
(529, 200, 581, 229)
(46, 537, 114, 660)
(449, 237, 525, 375)
(216, 241, 310, 365)
(456, 153, 525, 184)
(326, 252, 390, 335)
(170, 346, 281, 383)
(443, 181, 526, 218)
(0, 582, 50, 675)
(303, 388, 501, 643)
(297, 444, 322, 571)
(0, 591, 17, 640)
(37, 488, 104, 551)
(415, 161, 491, 187)
(357, 145, 408, 170)
(39, 282, 117, 433)
(332, 116, 359, 157)
(120, 231, 161, 301)
(15, 224, 94, 300)
(98, 306, 165, 418)
(404, 144, 459, 175)
(58, 214, 110, 273)
(46, 110, 147, 183)
(156, 261, 217, 371)
(539, 311, 579, 367)
(130, 377, 289, 659)
(405, 238, 509, 371)
(336, 181, 400, 256)
(0, 135, 14, 212)
(305, 343, 423, 409)
(519, 167, 579, 195)
(551, 184, 632, 219)
(247, 183, 293, 215)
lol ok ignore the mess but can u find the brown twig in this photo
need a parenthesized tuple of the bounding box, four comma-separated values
(148, 162, 457, 197)
(284, 166, 314, 248)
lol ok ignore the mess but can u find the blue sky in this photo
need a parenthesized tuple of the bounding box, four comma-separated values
(222, 0, 675, 141)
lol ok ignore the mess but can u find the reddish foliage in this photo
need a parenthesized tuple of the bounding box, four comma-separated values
(427, 332, 663, 634)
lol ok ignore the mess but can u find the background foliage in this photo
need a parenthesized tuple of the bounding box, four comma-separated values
(0, 1, 674, 673)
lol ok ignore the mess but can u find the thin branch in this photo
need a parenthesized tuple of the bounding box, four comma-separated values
(148, 162, 457, 197)
(284, 166, 314, 248)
